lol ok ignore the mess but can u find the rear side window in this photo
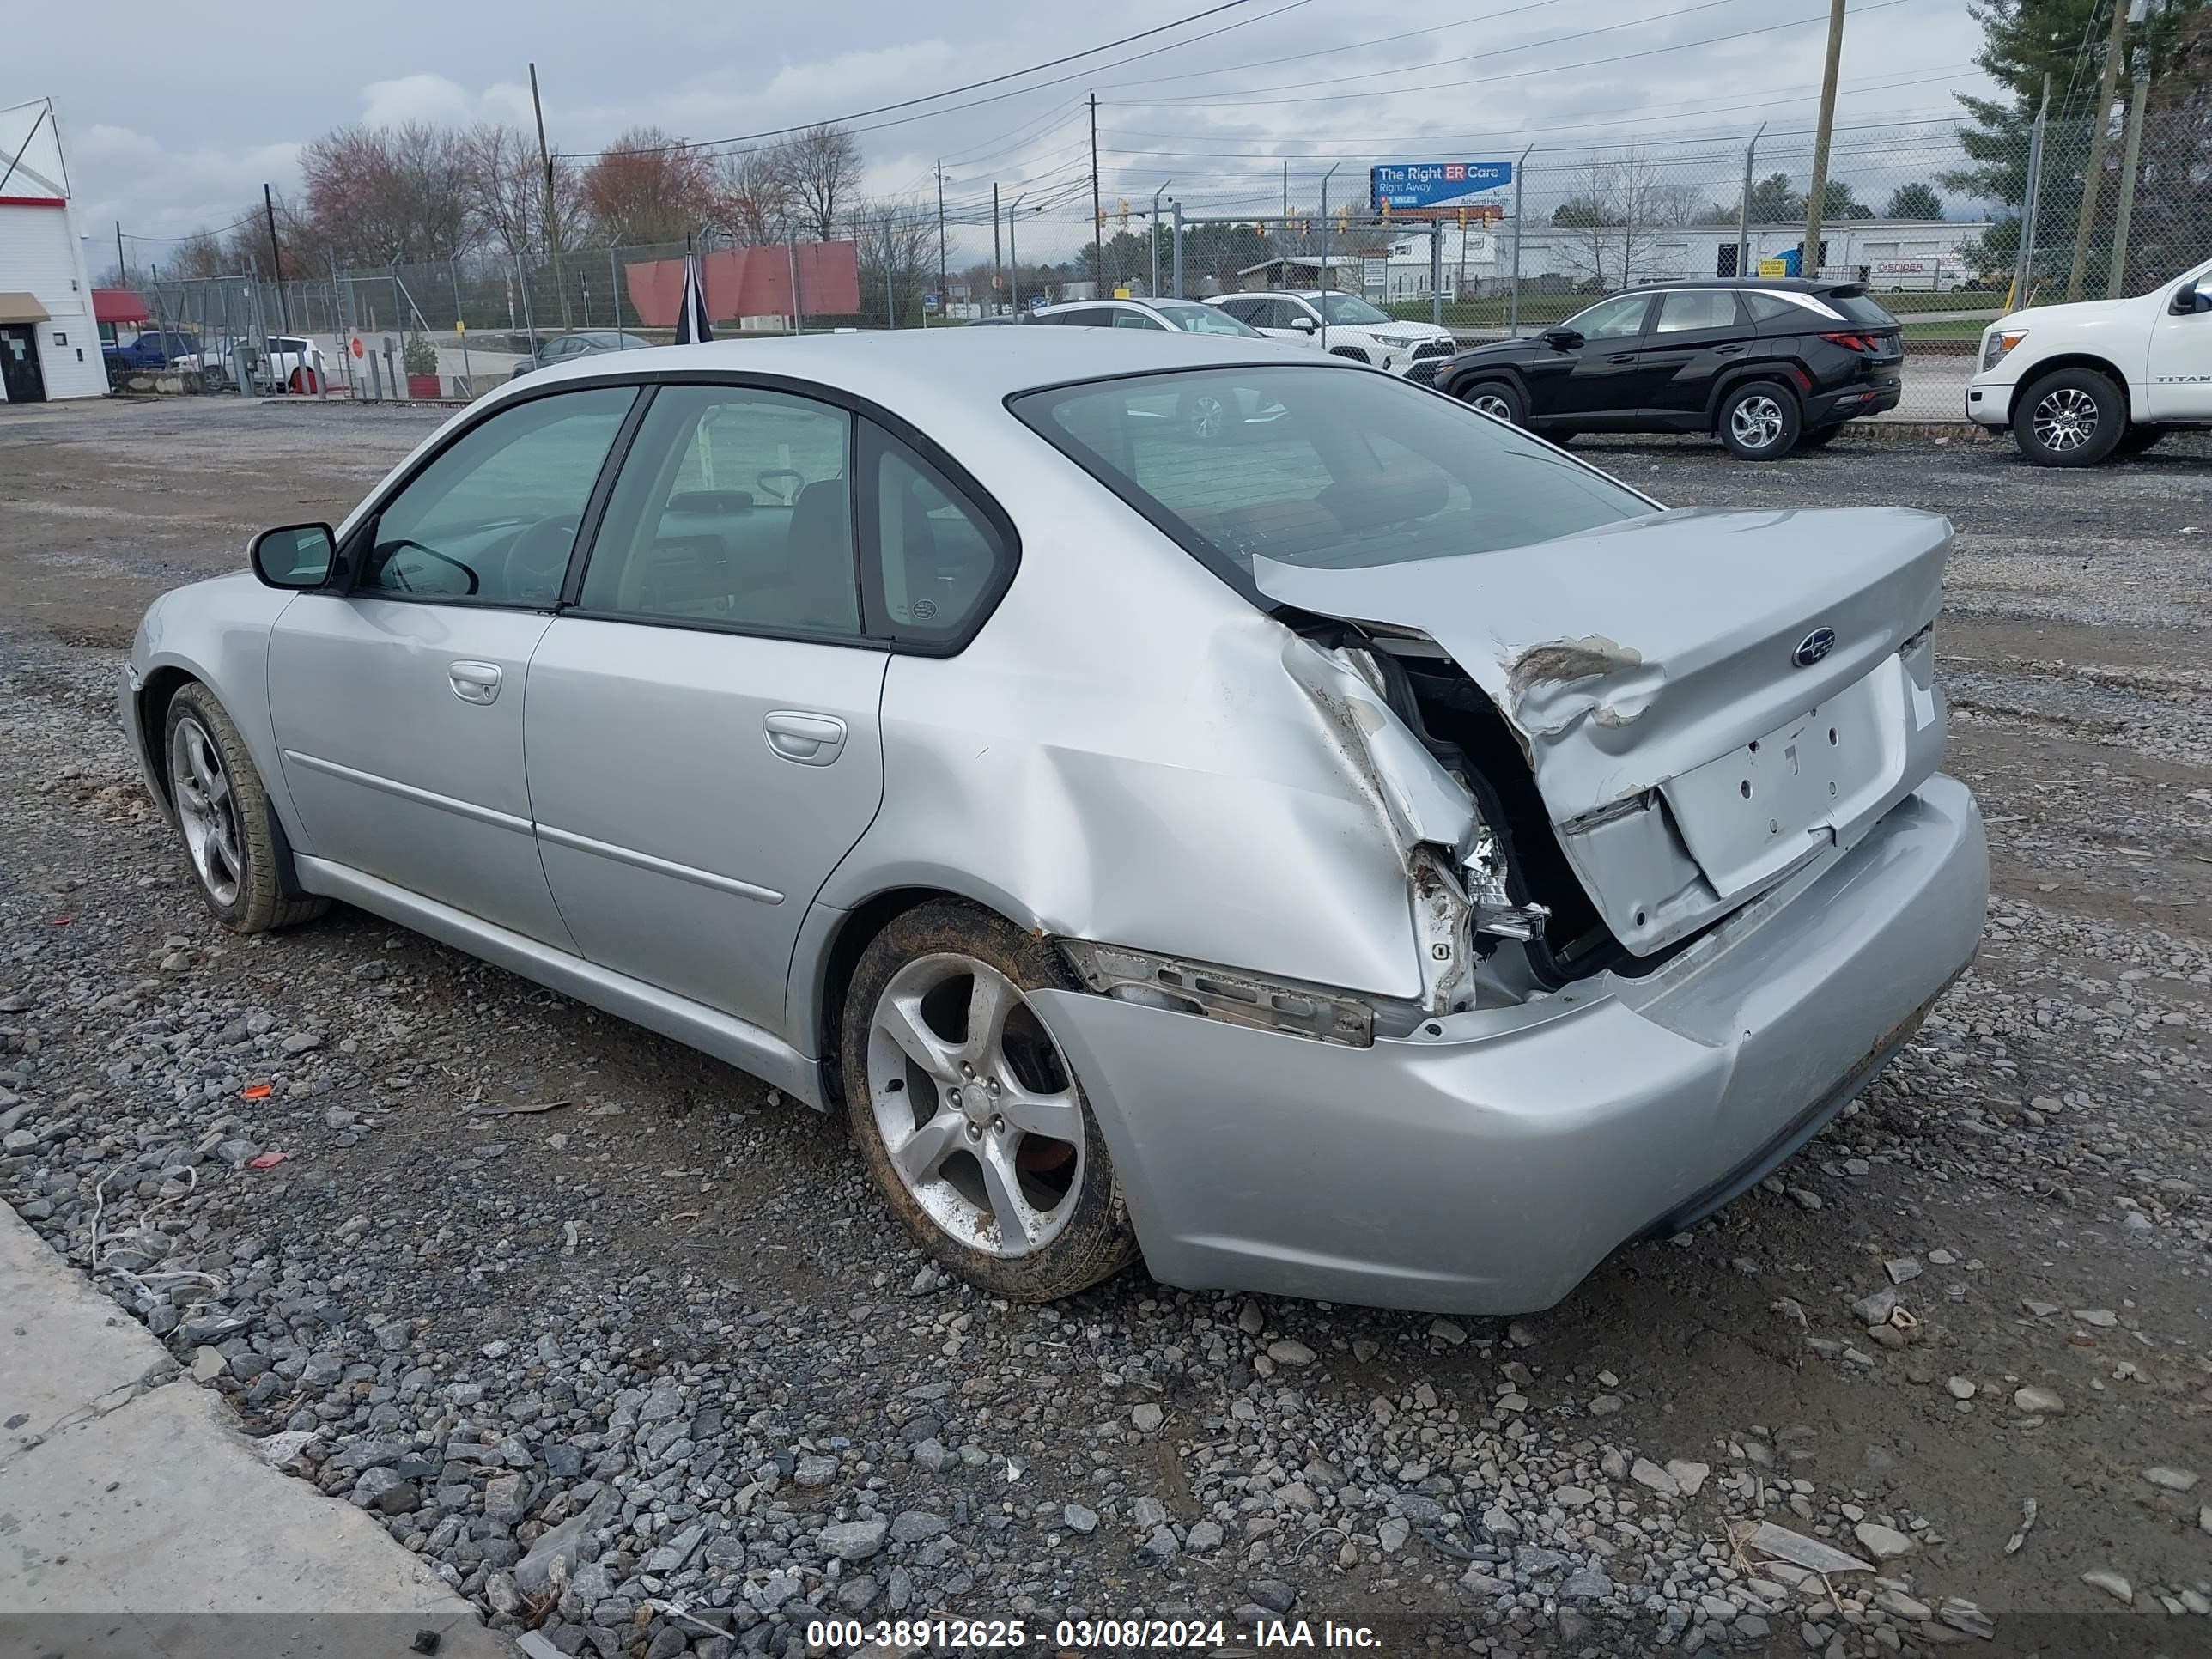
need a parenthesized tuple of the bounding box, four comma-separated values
(1655, 290, 1743, 332)
(1827, 290, 1900, 328)
(1743, 291, 1801, 322)
(860, 425, 1012, 645)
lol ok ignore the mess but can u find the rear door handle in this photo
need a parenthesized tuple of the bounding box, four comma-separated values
(448, 661, 501, 704)
(764, 710, 847, 766)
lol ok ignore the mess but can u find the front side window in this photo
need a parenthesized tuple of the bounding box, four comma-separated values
(1113, 309, 1166, 330)
(1564, 294, 1651, 339)
(1014, 367, 1651, 594)
(1655, 290, 1743, 333)
(359, 386, 635, 605)
(578, 385, 859, 637)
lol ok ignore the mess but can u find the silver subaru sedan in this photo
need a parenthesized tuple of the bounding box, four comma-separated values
(122, 330, 1987, 1314)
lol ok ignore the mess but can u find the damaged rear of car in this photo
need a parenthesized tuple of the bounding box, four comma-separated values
(1010, 363, 1986, 1312)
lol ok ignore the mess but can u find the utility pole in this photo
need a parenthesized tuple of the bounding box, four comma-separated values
(114, 220, 126, 288)
(1320, 163, 1340, 351)
(992, 182, 1003, 316)
(1151, 179, 1173, 298)
(2013, 76, 2052, 305)
(1736, 123, 1765, 280)
(264, 183, 290, 331)
(1089, 93, 1103, 292)
(530, 63, 570, 330)
(1282, 161, 1289, 223)
(935, 161, 948, 325)
(1009, 193, 1025, 315)
(2107, 0, 2154, 297)
(2069, 0, 2132, 300)
(1800, 0, 1847, 285)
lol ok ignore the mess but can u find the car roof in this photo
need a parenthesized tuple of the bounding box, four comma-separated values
(1615, 277, 1857, 295)
(501, 328, 1314, 418)
(1035, 296, 1206, 313)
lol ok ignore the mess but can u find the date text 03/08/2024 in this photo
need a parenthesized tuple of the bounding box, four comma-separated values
(803, 1617, 1382, 1650)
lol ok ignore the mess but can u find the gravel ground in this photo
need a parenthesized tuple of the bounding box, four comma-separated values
(2, 397, 2209, 1658)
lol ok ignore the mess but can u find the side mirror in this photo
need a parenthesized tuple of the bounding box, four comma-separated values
(1289, 314, 1318, 333)
(2174, 276, 2212, 315)
(251, 523, 336, 589)
(1542, 327, 1584, 350)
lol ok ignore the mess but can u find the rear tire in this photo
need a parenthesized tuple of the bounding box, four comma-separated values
(840, 900, 1139, 1302)
(162, 682, 327, 934)
(2012, 368, 2125, 466)
(1457, 379, 1525, 425)
(1716, 380, 1802, 459)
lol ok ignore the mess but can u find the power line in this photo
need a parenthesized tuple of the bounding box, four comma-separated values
(556, 0, 1309, 158)
(1114, 0, 1913, 109)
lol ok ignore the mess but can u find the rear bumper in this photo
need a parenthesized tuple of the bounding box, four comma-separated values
(1807, 375, 1900, 424)
(1031, 775, 1987, 1315)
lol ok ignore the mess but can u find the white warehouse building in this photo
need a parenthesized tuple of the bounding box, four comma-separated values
(1379, 217, 1995, 297)
(0, 98, 107, 404)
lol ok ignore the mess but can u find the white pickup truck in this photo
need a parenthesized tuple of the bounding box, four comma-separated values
(1966, 256, 2212, 465)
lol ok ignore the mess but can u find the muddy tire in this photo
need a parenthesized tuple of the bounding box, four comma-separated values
(162, 682, 327, 934)
(839, 900, 1139, 1302)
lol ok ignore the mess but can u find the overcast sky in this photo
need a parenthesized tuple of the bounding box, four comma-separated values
(19, 0, 1995, 266)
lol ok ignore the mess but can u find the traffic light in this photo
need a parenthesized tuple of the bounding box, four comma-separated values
(1117, 198, 1130, 228)
(1379, 200, 1391, 220)
(1457, 206, 1468, 228)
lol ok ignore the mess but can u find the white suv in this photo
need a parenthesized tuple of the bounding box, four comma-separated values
(1967, 257, 2212, 465)
(1207, 290, 1457, 375)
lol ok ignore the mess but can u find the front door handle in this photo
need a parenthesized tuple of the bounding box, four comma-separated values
(764, 710, 847, 766)
(448, 661, 501, 705)
(1605, 352, 1637, 364)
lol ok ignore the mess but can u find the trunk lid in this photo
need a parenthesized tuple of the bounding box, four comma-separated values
(1255, 505, 1953, 954)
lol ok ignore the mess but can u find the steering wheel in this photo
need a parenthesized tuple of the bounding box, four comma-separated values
(373, 538, 478, 595)
(502, 514, 580, 605)
(756, 468, 806, 507)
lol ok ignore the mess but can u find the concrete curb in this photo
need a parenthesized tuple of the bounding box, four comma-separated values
(0, 1202, 512, 1658)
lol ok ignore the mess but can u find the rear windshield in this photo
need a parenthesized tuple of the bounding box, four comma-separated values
(1012, 367, 1653, 591)
(1827, 289, 1900, 328)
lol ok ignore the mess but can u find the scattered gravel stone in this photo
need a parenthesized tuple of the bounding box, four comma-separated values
(2144, 1466, 2198, 1492)
(1265, 1339, 1316, 1367)
(2013, 1385, 2068, 1416)
(2082, 1569, 2135, 1605)
(820, 1519, 889, 1562)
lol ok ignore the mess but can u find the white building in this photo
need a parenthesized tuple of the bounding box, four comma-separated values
(1382, 218, 1993, 296)
(0, 98, 107, 403)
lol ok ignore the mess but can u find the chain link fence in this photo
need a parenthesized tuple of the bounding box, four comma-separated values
(105, 110, 2211, 422)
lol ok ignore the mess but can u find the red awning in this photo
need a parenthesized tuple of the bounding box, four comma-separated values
(94, 287, 151, 325)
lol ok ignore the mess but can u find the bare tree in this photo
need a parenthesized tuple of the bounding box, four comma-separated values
(1549, 153, 1667, 289)
(778, 125, 861, 242)
(847, 197, 934, 322)
(579, 127, 720, 247)
(715, 143, 794, 244)
(299, 123, 471, 266)
(462, 123, 574, 260)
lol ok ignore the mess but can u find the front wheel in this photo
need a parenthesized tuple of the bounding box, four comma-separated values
(841, 901, 1139, 1302)
(1178, 387, 1235, 442)
(2013, 368, 2125, 466)
(1717, 381, 1802, 459)
(162, 683, 327, 933)
(1456, 378, 1525, 425)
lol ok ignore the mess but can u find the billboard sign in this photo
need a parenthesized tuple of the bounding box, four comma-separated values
(1370, 161, 1513, 212)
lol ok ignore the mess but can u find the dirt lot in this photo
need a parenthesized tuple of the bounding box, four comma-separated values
(2, 396, 2209, 1658)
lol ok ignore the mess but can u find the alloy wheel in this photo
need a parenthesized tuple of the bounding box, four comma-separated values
(1468, 392, 1514, 421)
(1729, 394, 1786, 450)
(2033, 386, 2099, 453)
(1187, 392, 1229, 440)
(865, 953, 1086, 1258)
(170, 714, 242, 907)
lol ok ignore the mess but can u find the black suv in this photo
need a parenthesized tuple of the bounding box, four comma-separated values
(1430, 279, 1905, 459)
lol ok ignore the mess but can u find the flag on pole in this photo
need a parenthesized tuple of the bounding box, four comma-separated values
(675, 240, 714, 344)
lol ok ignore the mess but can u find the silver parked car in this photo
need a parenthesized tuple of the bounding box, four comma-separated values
(124, 331, 1987, 1314)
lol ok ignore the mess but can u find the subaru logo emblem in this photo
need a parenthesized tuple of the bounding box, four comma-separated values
(1793, 628, 1838, 668)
